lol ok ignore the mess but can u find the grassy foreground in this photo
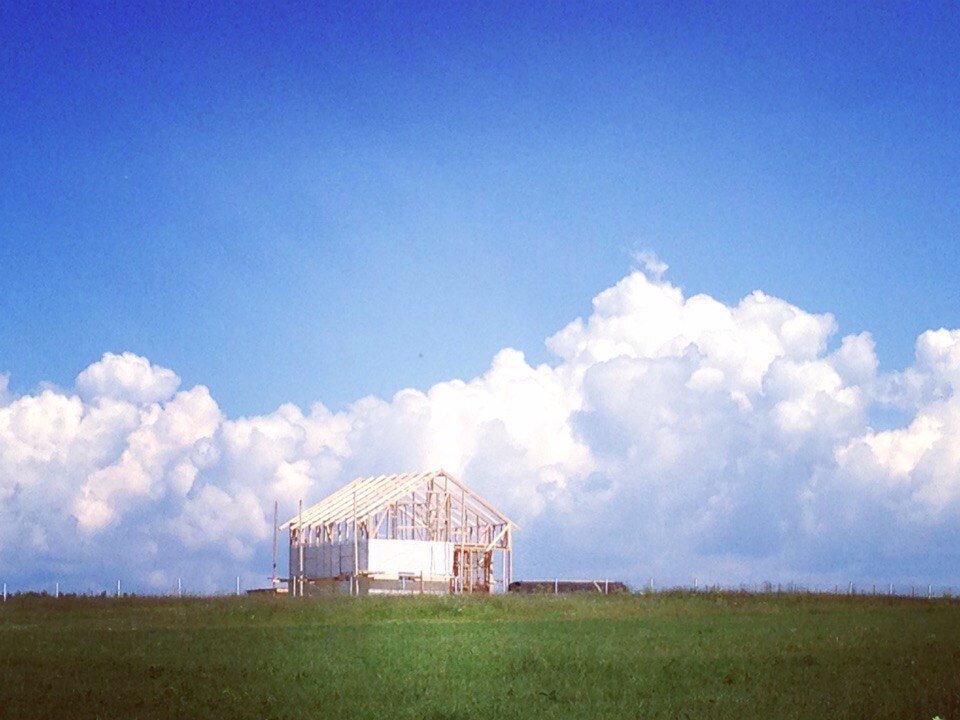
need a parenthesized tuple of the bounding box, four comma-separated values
(1, 592, 958, 719)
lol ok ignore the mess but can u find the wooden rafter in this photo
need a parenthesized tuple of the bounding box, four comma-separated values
(282, 470, 518, 539)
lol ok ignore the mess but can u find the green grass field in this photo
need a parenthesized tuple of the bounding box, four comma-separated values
(1, 592, 958, 719)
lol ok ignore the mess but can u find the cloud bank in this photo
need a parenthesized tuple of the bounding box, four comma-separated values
(3, 267, 960, 592)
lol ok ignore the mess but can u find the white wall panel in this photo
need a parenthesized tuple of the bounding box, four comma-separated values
(367, 540, 453, 577)
(293, 539, 450, 578)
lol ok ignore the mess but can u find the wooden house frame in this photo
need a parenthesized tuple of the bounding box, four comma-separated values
(281, 470, 518, 595)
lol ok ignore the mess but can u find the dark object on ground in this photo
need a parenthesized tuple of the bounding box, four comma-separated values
(509, 580, 628, 594)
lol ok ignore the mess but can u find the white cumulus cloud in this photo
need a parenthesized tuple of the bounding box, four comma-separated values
(1, 267, 960, 592)
(76, 352, 181, 404)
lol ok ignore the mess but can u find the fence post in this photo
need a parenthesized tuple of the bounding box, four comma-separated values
(888, 583, 893, 596)
(554, 578, 558, 594)
(177, 578, 182, 598)
(55, 582, 59, 599)
(604, 579, 609, 595)
(928, 585, 933, 599)
(116, 580, 121, 598)
(2, 583, 5, 602)
(649, 577, 654, 594)
(236, 576, 240, 597)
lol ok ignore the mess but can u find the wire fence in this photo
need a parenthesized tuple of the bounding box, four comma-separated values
(2, 577, 958, 601)
(630, 579, 959, 600)
(0, 576, 250, 601)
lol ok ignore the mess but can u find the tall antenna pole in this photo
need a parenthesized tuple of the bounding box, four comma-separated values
(271, 499, 279, 589)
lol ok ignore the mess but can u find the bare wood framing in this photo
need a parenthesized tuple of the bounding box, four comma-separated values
(283, 470, 517, 594)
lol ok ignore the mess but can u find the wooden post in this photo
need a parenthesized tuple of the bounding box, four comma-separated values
(460, 488, 467, 594)
(298, 499, 304, 600)
(507, 528, 513, 590)
(353, 491, 359, 597)
(502, 545, 507, 594)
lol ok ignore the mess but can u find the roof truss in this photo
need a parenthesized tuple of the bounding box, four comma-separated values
(281, 469, 518, 548)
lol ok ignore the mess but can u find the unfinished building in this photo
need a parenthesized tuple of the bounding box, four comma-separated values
(281, 470, 517, 595)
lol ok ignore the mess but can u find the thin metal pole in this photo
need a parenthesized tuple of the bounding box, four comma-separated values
(271, 499, 279, 588)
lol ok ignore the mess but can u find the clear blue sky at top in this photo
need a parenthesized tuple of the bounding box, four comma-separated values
(1, 2, 958, 416)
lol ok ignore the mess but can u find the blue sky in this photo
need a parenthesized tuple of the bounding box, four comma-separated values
(2, 2, 958, 417)
(4, 3, 960, 591)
